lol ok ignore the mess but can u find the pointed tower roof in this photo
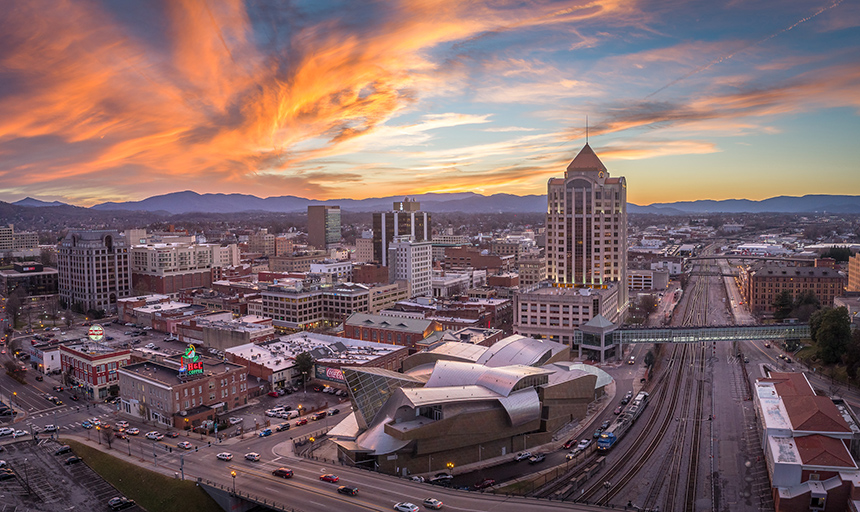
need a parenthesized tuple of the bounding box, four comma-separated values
(566, 143, 607, 174)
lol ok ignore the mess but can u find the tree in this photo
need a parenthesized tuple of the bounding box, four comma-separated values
(816, 307, 851, 365)
(644, 350, 655, 367)
(772, 291, 794, 320)
(821, 246, 851, 262)
(846, 329, 860, 380)
(39, 248, 55, 267)
(295, 351, 314, 382)
(100, 425, 114, 449)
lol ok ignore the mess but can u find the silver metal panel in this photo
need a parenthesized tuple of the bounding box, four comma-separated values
(498, 388, 541, 427)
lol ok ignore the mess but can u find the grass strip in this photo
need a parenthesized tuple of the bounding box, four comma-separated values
(63, 438, 221, 512)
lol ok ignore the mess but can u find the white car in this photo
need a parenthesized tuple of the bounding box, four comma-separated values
(44, 424, 58, 432)
(423, 498, 443, 510)
(89, 418, 101, 426)
(216, 452, 233, 461)
(116, 421, 129, 429)
(145, 431, 163, 441)
(576, 439, 592, 451)
(265, 409, 279, 417)
(229, 417, 243, 425)
(245, 452, 260, 461)
(514, 451, 532, 461)
(0, 428, 13, 436)
(177, 441, 193, 450)
(12, 430, 27, 438)
(394, 503, 420, 512)
(0, 460, 7, 468)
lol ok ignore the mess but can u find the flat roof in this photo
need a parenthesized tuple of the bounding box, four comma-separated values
(134, 301, 193, 314)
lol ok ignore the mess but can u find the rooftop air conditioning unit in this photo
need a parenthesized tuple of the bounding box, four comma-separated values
(180, 410, 187, 416)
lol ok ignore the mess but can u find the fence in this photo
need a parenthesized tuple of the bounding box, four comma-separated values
(198, 477, 308, 512)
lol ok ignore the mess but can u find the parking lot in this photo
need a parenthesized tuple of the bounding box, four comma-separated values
(0, 438, 138, 511)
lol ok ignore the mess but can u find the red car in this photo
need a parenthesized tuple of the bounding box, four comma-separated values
(562, 438, 577, 449)
(320, 474, 339, 483)
(273, 468, 293, 478)
(295, 418, 308, 426)
(474, 479, 496, 490)
(268, 391, 279, 397)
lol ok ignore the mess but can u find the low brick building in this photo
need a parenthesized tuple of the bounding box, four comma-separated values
(344, 312, 441, 350)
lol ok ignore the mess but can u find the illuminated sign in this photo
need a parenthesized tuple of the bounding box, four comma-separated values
(179, 345, 204, 376)
(315, 366, 345, 382)
(87, 324, 104, 342)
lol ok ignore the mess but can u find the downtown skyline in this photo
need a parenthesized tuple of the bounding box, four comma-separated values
(1, 0, 859, 207)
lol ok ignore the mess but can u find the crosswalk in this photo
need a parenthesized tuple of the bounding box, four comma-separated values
(25, 410, 116, 432)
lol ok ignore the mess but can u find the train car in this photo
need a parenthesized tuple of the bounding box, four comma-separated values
(597, 392, 650, 451)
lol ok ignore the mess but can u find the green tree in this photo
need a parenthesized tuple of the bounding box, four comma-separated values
(816, 307, 851, 365)
(846, 329, 860, 380)
(790, 290, 821, 322)
(295, 351, 314, 383)
(644, 350, 655, 367)
(772, 291, 794, 320)
(821, 246, 851, 262)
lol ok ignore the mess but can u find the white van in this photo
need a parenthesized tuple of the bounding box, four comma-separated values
(285, 410, 300, 419)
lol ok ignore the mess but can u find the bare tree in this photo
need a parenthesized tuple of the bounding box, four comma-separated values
(100, 426, 114, 449)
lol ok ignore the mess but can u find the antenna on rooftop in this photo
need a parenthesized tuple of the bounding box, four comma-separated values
(586, 115, 589, 144)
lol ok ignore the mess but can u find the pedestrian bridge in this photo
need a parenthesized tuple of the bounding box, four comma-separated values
(574, 323, 809, 345)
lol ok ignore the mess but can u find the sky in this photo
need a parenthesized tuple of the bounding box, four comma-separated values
(1, 0, 859, 207)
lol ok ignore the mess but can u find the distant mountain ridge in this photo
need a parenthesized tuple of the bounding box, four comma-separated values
(13, 191, 860, 214)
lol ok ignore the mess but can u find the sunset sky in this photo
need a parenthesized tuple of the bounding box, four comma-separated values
(1, 0, 858, 207)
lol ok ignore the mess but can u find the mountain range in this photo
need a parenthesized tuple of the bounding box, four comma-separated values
(10, 192, 860, 214)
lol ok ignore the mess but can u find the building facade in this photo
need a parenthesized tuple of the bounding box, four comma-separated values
(388, 237, 432, 298)
(57, 230, 132, 313)
(269, 251, 328, 273)
(546, 143, 628, 317)
(60, 343, 131, 399)
(849, 253, 860, 293)
(372, 199, 431, 266)
(308, 205, 341, 250)
(742, 265, 846, 314)
(118, 355, 248, 428)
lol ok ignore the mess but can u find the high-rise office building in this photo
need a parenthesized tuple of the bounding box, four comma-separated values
(546, 143, 628, 314)
(57, 230, 132, 313)
(388, 237, 433, 298)
(372, 198, 431, 266)
(308, 205, 341, 250)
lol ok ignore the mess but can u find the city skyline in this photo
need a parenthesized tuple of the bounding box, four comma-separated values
(1, 0, 858, 207)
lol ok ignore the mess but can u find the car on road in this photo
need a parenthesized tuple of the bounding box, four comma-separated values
(562, 439, 577, 449)
(107, 497, 135, 510)
(295, 418, 308, 426)
(53, 385, 63, 392)
(51, 397, 63, 406)
(785, 357, 792, 363)
(528, 454, 546, 464)
(245, 452, 260, 462)
(126, 427, 139, 435)
(12, 430, 27, 438)
(35, 375, 43, 381)
(577, 439, 592, 451)
(229, 417, 243, 425)
(89, 418, 101, 426)
(165, 431, 179, 438)
(566, 451, 578, 460)
(328, 408, 340, 416)
(310, 412, 327, 421)
(115, 432, 128, 440)
(216, 452, 233, 461)
(320, 474, 339, 483)
(116, 421, 129, 429)
(394, 503, 420, 512)
(145, 431, 163, 441)
(514, 451, 532, 461)
(272, 467, 293, 478)
(44, 424, 58, 432)
(337, 486, 359, 496)
(764, 342, 771, 348)
(82, 421, 93, 429)
(474, 479, 496, 490)
(70, 395, 79, 401)
(177, 441, 193, 450)
(275, 423, 290, 432)
(614, 406, 623, 414)
(593, 429, 603, 438)
(258, 428, 272, 437)
(0, 428, 13, 436)
(64, 456, 83, 465)
(423, 498, 443, 510)
(601, 420, 611, 430)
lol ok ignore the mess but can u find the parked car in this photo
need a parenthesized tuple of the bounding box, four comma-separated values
(272, 467, 293, 478)
(474, 478, 496, 490)
(528, 454, 546, 464)
(54, 445, 72, 455)
(245, 452, 261, 462)
(216, 452, 233, 461)
(429, 473, 453, 483)
(267, 391, 279, 397)
(229, 417, 243, 425)
(409, 476, 425, 482)
(320, 474, 339, 483)
(423, 498, 443, 510)
(64, 456, 83, 465)
(337, 486, 359, 496)
(107, 497, 135, 510)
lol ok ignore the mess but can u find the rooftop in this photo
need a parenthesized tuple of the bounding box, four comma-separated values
(345, 312, 435, 333)
(134, 301, 193, 314)
(795, 434, 857, 468)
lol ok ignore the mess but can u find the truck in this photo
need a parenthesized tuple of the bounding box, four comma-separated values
(597, 391, 649, 451)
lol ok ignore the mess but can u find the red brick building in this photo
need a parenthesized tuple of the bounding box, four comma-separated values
(353, 264, 391, 285)
(741, 265, 846, 314)
(344, 312, 441, 350)
(60, 343, 131, 399)
(443, 246, 515, 273)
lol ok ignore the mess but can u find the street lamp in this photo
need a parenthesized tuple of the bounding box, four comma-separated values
(96, 426, 101, 444)
(231, 470, 237, 494)
(302, 372, 307, 395)
(12, 392, 16, 405)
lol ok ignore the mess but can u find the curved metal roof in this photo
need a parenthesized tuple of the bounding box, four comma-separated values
(498, 388, 541, 427)
(551, 362, 613, 389)
(424, 360, 551, 397)
(476, 335, 567, 367)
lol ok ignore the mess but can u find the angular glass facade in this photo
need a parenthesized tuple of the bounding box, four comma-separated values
(342, 367, 423, 429)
